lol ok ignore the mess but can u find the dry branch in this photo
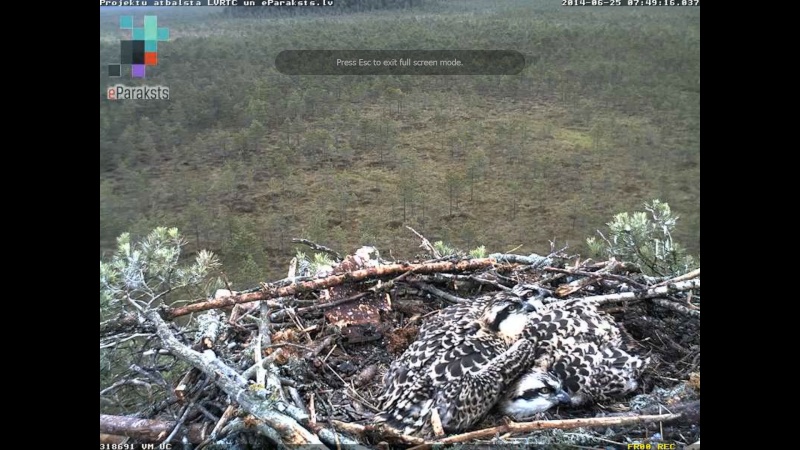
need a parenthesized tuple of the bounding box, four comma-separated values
(271, 291, 371, 321)
(163, 258, 496, 319)
(545, 265, 647, 291)
(202, 405, 236, 446)
(317, 428, 372, 450)
(100, 414, 210, 444)
(490, 252, 553, 268)
(617, 400, 700, 424)
(408, 413, 683, 450)
(100, 313, 147, 337)
(213, 417, 283, 449)
(651, 298, 701, 317)
(430, 408, 445, 437)
(564, 279, 700, 306)
(653, 268, 700, 287)
(144, 309, 322, 445)
(406, 226, 441, 258)
(413, 281, 467, 303)
(330, 420, 426, 446)
(100, 434, 126, 444)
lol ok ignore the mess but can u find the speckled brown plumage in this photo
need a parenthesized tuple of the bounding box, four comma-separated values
(501, 298, 648, 418)
(376, 291, 540, 436)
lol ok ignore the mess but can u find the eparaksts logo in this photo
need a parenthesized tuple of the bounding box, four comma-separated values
(107, 85, 170, 100)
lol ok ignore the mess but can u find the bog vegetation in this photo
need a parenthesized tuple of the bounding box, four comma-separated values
(100, 0, 700, 287)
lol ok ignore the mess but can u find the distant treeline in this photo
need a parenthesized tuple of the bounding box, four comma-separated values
(223, 0, 427, 17)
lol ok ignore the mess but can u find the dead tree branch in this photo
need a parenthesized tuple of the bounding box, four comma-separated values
(317, 427, 372, 450)
(618, 400, 700, 424)
(412, 280, 467, 303)
(144, 309, 322, 445)
(214, 417, 284, 449)
(100, 414, 210, 444)
(330, 420, 426, 446)
(544, 266, 648, 291)
(406, 226, 441, 258)
(196, 405, 236, 450)
(408, 413, 683, 450)
(651, 298, 701, 317)
(490, 252, 553, 268)
(163, 258, 497, 319)
(271, 292, 371, 322)
(559, 279, 700, 307)
(653, 268, 700, 287)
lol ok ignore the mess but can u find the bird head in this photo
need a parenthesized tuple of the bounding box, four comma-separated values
(482, 295, 540, 343)
(499, 370, 571, 419)
(511, 284, 553, 301)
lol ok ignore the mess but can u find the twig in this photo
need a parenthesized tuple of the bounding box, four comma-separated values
(143, 309, 322, 445)
(165, 258, 496, 319)
(259, 302, 272, 349)
(614, 400, 700, 424)
(651, 298, 700, 317)
(291, 238, 343, 261)
(285, 308, 313, 344)
(220, 271, 234, 294)
(265, 343, 315, 352)
(552, 261, 630, 297)
(279, 377, 297, 387)
(555, 279, 700, 306)
(217, 417, 285, 449)
(100, 333, 155, 349)
(242, 350, 306, 381)
(255, 328, 265, 388)
(323, 362, 381, 412)
(653, 268, 700, 288)
(654, 329, 692, 355)
(100, 414, 210, 444)
(309, 393, 316, 426)
(99, 434, 126, 444)
(430, 408, 444, 437)
(209, 405, 235, 440)
(323, 344, 337, 363)
(272, 292, 371, 321)
(544, 266, 648, 290)
(129, 364, 170, 391)
(329, 420, 426, 446)
(470, 276, 511, 291)
(408, 413, 683, 450)
(193, 403, 219, 424)
(406, 226, 441, 258)
(318, 427, 371, 450)
(489, 252, 553, 268)
(287, 387, 309, 416)
(412, 281, 467, 304)
(272, 269, 412, 322)
(100, 379, 152, 396)
(304, 336, 335, 360)
(414, 273, 509, 291)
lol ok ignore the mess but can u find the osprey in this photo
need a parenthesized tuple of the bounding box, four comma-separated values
(501, 298, 649, 418)
(376, 291, 543, 436)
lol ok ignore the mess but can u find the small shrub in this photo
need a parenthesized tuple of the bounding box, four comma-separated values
(586, 200, 697, 276)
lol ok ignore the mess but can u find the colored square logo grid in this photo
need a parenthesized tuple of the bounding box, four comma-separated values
(108, 15, 169, 79)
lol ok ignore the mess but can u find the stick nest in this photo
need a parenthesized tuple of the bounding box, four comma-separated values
(100, 252, 700, 449)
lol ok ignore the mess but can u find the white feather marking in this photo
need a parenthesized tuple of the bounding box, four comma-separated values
(502, 396, 558, 419)
(498, 312, 528, 341)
